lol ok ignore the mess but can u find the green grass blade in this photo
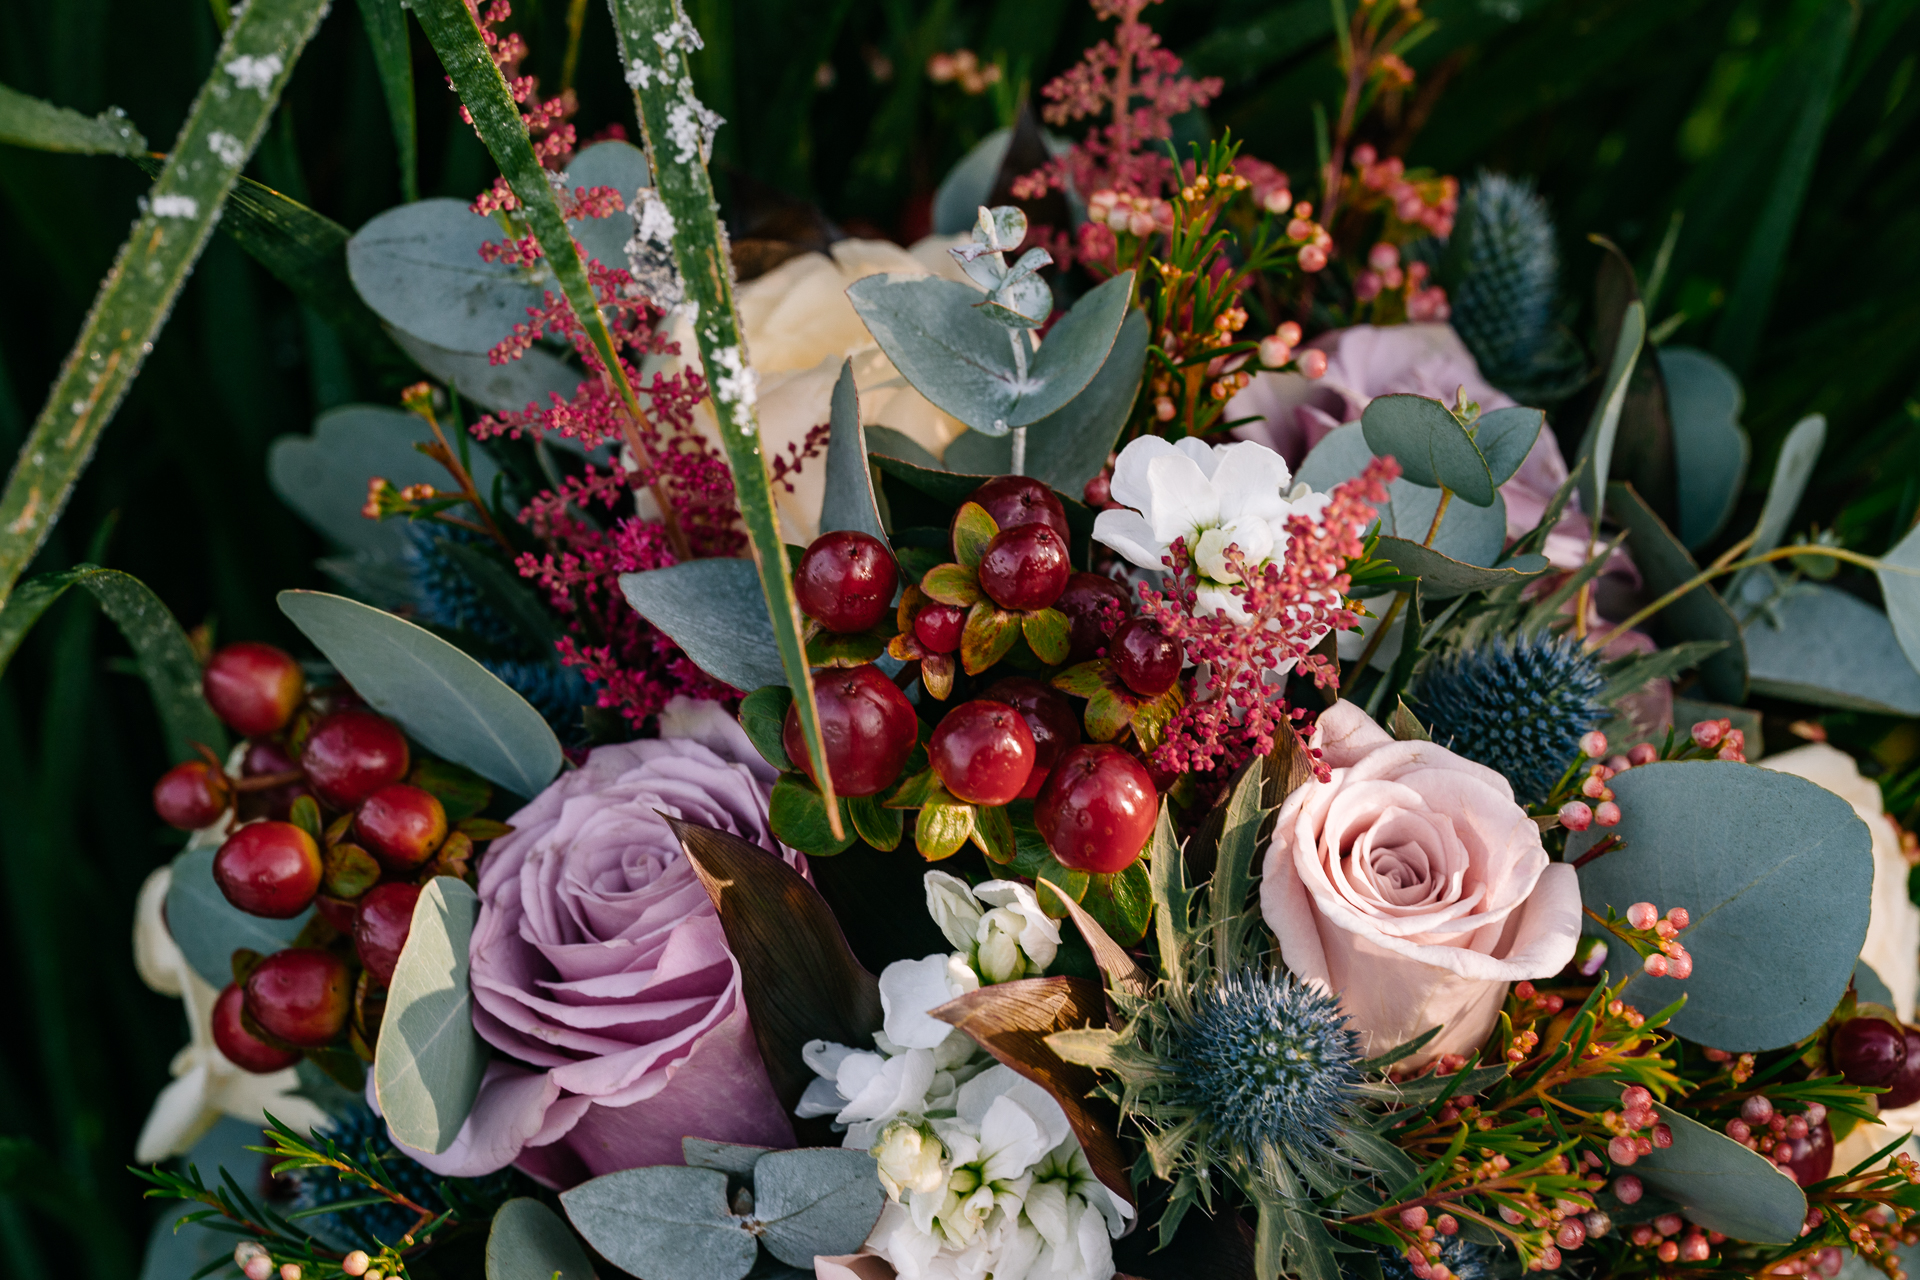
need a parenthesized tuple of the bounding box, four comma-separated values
(0, 0, 333, 606)
(0, 83, 147, 155)
(602, 0, 841, 830)
(0, 566, 226, 762)
(354, 0, 420, 201)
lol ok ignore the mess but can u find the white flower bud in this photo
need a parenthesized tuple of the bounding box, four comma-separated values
(923, 871, 985, 953)
(976, 908, 1030, 983)
(973, 880, 1061, 972)
(873, 1119, 949, 1199)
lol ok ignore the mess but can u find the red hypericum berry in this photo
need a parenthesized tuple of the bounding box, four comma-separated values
(236, 738, 313, 823)
(301, 709, 410, 809)
(913, 603, 967, 654)
(930, 700, 1036, 806)
(1035, 744, 1157, 873)
(354, 882, 422, 988)
(244, 948, 351, 1048)
(1877, 1027, 1920, 1108)
(353, 784, 447, 872)
(313, 894, 359, 935)
(154, 761, 231, 830)
(962, 476, 1068, 540)
(1832, 1017, 1906, 1087)
(211, 982, 302, 1073)
(981, 677, 1082, 799)
(203, 642, 307, 737)
(1780, 1118, 1834, 1187)
(977, 524, 1070, 612)
(214, 821, 323, 918)
(1056, 572, 1131, 663)
(1109, 617, 1182, 696)
(794, 531, 899, 634)
(782, 664, 919, 797)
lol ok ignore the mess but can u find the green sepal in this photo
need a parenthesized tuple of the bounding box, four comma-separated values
(805, 621, 894, 668)
(289, 795, 324, 842)
(962, 601, 1021, 674)
(951, 502, 999, 568)
(1021, 607, 1071, 665)
(770, 773, 857, 856)
(882, 767, 949, 809)
(738, 685, 794, 771)
(916, 802, 976, 861)
(409, 756, 494, 822)
(322, 842, 382, 900)
(847, 794, 904, 851)
(921, 563, 982, 607)
(971, 803, 1016, 863)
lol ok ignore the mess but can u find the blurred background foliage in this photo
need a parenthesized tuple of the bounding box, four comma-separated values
(0, 0, 1915, 1274)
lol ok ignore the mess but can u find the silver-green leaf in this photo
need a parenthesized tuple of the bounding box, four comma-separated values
(619, 559, 786, 694)
(166, 840, 313, 989)
(1360, 394, 1495, 506)
(374, 876, 488, 1154)
(751, 1148, 888, 1267)
(486, 1198, 596, 1280)
(1658, 347, 1749, 550)
(818, 360, 889, 545)
(561, 1165, 759, 1280)
(1631, 1104, 1807, 1242)
(347, 198, 551, 354)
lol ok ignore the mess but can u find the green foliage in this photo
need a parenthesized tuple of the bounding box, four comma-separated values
(373, 877, 488, 1156)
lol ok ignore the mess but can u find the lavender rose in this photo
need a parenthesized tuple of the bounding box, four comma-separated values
(387, 698, 800, 1186)
(1260, 702, 1581, 1068)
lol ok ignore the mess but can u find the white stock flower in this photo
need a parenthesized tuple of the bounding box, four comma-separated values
(882, 953, 982, 1050)
(923, 872, 1062, 985)
(875, 1119, 950, 1198)
(925, 871, 987, 952)
(1092, 435, 1331, 623)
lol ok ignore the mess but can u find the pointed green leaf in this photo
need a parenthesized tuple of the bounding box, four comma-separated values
(486, 1198, 595, 1280)
(1021, 607, 1071, 665)
(375, 877, 487, 1154)
(1575, 299, 1646, 534)
(1658, 347, 1750, 550)
(920, 563, 983, 607)
(353, 0, 418, 202)
(951, 502, 998, 569)
(1726, 414, 1826, 607)
(1608, 483, 1748, 703)
(961, 601, 1021, 674)
(1209, 760, 1266, 971)
(1744, 583, 1920, 715)
(682, 1138, 773, 1177)
(1360, 394, 1495, 506)
(739, 686, 795, 771)
(1473, 406, 1544, 488)
(1371, 537, 1548, 600)
(971, 801, 1015, 863)
(1877, 521, 1920, 679)
(1148, 803, 1196, 994)
(1296, 422, 1508, 568)
(847, 794, 904, 851)
(917, 802, 976, 860)
(346, 198, 549, 355)
(1079, 860, 1153, 947)
(819, 360, 889, 545)
(770, 774, 857, 856)
(561, 1166, 758, 1280)
(0, 83, 147, 154)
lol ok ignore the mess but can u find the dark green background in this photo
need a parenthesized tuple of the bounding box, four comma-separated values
(0, 0, 1915, 1273)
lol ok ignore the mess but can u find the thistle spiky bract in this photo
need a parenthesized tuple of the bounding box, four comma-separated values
(1450, 172, 1559, 380)
(1415, 632, 1609, 804)
(405, 522, 522, 651)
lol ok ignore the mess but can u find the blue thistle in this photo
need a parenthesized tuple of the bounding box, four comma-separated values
(1171, 973, 1360, 1155)
(1450, 172, 1559, 380)
(288, 1107, 451, 1252)
(1416, 633, 1608, 804)
(485, 658, 593, 744)
(404, 523, 524, 652)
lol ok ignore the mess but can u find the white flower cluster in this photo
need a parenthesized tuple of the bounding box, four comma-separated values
(799, 874, 1127, 1280)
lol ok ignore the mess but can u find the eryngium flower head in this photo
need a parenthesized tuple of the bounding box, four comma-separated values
(1373, 1236, 1501, 1280)
(1416, 632, 1608, 804)
(1172, 973, 1359, 1155)
(290, 1105, 520, 1251)
(484, 658, 592, 744)
(406, 522, 524, 652)
(1450, 172, 1558, 379)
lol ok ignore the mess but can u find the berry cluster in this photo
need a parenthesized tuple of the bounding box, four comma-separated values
(152, 643, 506, 1076)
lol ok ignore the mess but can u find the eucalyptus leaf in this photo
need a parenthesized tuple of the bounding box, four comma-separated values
(1372, 537, 1548, 600)
(564, 139, 650, 268)
(863, 426, 943, 471)
(1856, 960, 1896, 1010)
(374, 877, 488, 1154)
(486, 1198, 596, 1280)
(847, 271, 1133, 434)
(930, 125, 1073, 234)
(279, 590, 563, 795)
(818, 360, 888, 545)
(267, 405, 502, 557)
(1295, 423, 1507, 567)
(1727, 414, 1825, 607)
(619, 559, 786, 693)
(561, 1166, 759, 1280)
(1569, 761, 1872, 1050)
(166, 841, 313, 990)
(1631, 1104, 1807, 1241)
(1574, 299, 1646, 532)
(347, 198, 551, 354)
(1879, 520, 1920, 678)
(751, 1148, 888, 1266)
(682, 1138, 772, 1178)
(1744, 583, 1920, 715)
(1360, 394, 1495, 506)
(389, 327, 584, 416)
(1473, 406, 1544, 487)
(1607, 483, 1748, 703)
(1658, 347, 1749, 550)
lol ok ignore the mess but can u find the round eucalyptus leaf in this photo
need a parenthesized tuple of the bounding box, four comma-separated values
(1876, 519, 1920, 680)
(373, 877, 487, 1154)
(1658, 347, 1748, 550)
(561, 1166, 759, 1280)
(619, 559, 787, 694)
(752, 1148, 888, 1267)
(1631, 1104, 1807, 1242)
(1473, 406, 1544, 489)
(1744, 583, 1920, 715)
(347, 198, 552, 354)
(1360, 393, 1495, 506)
(166, 839, 312, 989)
(487, 1198, 596, 1280)
(565, 139, 650, 269)
(1570, 760, 1872, 1051)
(1296, 423, 1506, 567)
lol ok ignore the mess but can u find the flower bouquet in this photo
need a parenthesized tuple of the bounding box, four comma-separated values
(3, 0, 1920, 1279)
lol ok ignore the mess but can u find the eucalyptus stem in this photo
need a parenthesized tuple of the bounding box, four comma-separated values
(607, 0, 842, 835)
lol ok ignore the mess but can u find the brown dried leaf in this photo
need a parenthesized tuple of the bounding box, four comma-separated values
(922, 653, 956, 700)
(1057, 894, 1153, 998)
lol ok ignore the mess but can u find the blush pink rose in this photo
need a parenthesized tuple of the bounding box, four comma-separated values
(385, 698, 800, 1187)
(1260, 701, 1582, 1068)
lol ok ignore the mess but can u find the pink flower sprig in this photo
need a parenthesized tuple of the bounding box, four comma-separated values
(1139, 456, 1398, 781)
(457, 0, 577, 182)
(1011, 0, 1223, 205)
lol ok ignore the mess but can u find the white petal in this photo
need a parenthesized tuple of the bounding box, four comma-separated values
(1108, 436, 1186, 511)
(1195, 582, 1252, 623)
(973, 881, 1061, 970)
(1210, 439, 1292, 520)
(802, 1038, 858, 1079)
(135, 1066, 217, 1163)
(924, 870, 986, 953)
(796, 1074, 849, 1119)
(1173, 434, 1221, 477)
(1142, 454, 1221, 547)
(1091, 508, 1168, 570)
(881, 955, 965, 1049)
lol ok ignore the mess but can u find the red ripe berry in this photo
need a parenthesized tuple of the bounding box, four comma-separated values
(354, 784, 448, 872)
(214, 821, 323, 918)
(962, 476, 1069, 540)
(1109, 617, 1183, 696)
(978, 524, 1070, 612)
(1878, 1027, 1920, 1109)
(981, 677, 1081, 799)
(1057, 572, 1132, 663)
(236, 738, 313, 824)
(244, 948, 351, 1048)
(203, 642, 307, 737)
(913, 603, 967, 654)
(301, 709, 410, 809)
(930, 700, 1036, 806)
(1035, 744, 1157, 874)
(782, 664, 919, 797)
(1779, 1118, 1834, 1187)
(211, 982, 302, 1073)
(1832, 1017, 1906, 1087)
(154, 760, 232, 830)
(355, 882, 423, 988)
(794, 531, 899, 634)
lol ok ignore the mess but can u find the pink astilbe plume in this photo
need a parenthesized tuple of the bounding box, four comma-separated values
(1139, 456, 1399, 781)
(1011, 0, 1223, 204)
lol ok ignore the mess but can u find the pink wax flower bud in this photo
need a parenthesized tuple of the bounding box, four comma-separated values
(1580, 731, 1608, 758)
(1262, 187, 1293, 214)
(1629, 743, 1659, 766)
(1353, 143, 1378, 167)
(1401, 1206, 1429, 1228)
(1680, 1235, 1710, 1262)
(1726, 1117, 1751, 1141)
(1626, 902, 1659, 930)
(1276, 322, 1303, 346)
(1299, 243, 1329, 272)
(1594, 801, 1621, 826)
(1741, 1095, 1775, 1124)
(1643, 953, 1670, 977)
(1608, 1135, 1639, 1165)
(1259, 335, 1294, 367)
(1621, 1084, 1653, 1110)
(1369, 242, 1401, 271)
(1354, 270, 1384, 301)
(1691, 719, 1726, 749)
(1613, 1174, 1643, 1204)
(1606, 755, 1632, 773)
(1666, 906, 1690, 929)
(1652, 1123, 1672, 1148)
(1298, 348, 1329, 378)
(1556, 1218, 1586, 1249)
(1667, 945, 1692, 979)
(1559, 801, 1593, 831)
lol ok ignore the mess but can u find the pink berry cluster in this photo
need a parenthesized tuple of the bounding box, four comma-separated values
(1623, 900, 1695, 979)
(1601, 1083, 1674, 1167)
(236, 1243, 392, 1280)
(1348, 143, 1459, 238)
(1613, 1199, 1723, 1265)
(1558, 718, 1750, 831)
(1725, 1095, 1833, 1179)
(1353, 240, 1449, 322)
(1395, 1205, 1467, 1280)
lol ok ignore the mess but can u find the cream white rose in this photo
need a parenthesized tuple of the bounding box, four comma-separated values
(1260, 701, 1583, 1067)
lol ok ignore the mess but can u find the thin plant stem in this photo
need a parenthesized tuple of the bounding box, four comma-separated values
(413, 400, 514, 552)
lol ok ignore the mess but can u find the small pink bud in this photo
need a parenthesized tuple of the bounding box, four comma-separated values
(1580, 730, 1608, 758)
(1741, 1095, 1774, 1124)
(244, 1261, 273, 1280)
(1786, 1115, 1808, 1140)
(1400, 1206, 1429, 1229)
(1668, 946, 1693, 979)
(1500, 1205, 1526, 1225)
(1558, 801, 1593, 831)
(1258, 335, 1294, 367)
(1626, 902, 1659, 930)
(1680, 1234, 1711, 1262)
(1652, 1123, 1672, 1148)
(1628, 743, 1659, 765)
(1665, 906, 1690, 929)
(1724, 728, 1745, 753)
(1276, 322, 1302, 346)
(1607, 1135, 1639, 1165)
(1353, 269, 1384, 301)
(1805, 1102, 1827, 1126)
(1605, 754, 1631, 773)
(1727, 1117, 1750, 1141)
(1353, 144, 1378, 166)
(1262, 187, 1292, 214)
(1538, 1244, 1562, 1271)
(1655, 1213, 1684, 1237)
(1691, 719, 1725, 749)
(1127, 210, 1155, 237)
(1299, 243, 1329, 272)
(1774, 1144, 1795, 1166)
(1621, 1084, 1652, 1110)
(342, 1255, 370, 1279)
(1435, 1214, 1458, 1236)
(235, 1244, 269, 1267)
(1583, 1210, 1612, 1239)
(1612, 1174, 1642, 1204)
(1557, 1218, 1586, 1249)
(1582, 773, 1609, 798)
(1819, 1247, 1846, 1276)
(1369, 242, 1401, 270)
(1299, 349, 1328, 378)
(1635, 1135, 1653, 1155)
(1594, 800, 1621, 826)
(280, 1266, 302, 1280)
